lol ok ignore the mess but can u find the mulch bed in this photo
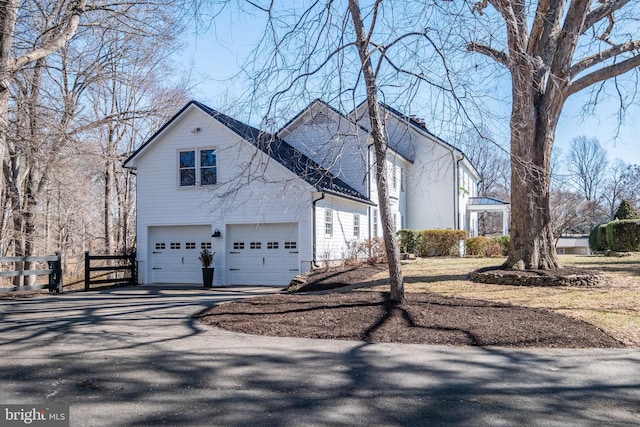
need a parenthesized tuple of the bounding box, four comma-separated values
(196, 290, 625, 348)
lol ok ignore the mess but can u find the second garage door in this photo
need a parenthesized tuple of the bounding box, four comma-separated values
(227, 223, 299, 286)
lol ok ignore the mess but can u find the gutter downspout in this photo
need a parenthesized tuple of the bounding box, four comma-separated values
(451, 150, 462, 230)
(312, 191, 326, 268)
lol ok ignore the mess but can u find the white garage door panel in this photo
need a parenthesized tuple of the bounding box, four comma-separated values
(228, 223, 299, 286)
(150, 225, 211, 284)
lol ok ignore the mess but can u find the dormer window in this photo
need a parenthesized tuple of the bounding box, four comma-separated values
(179, 149, 217, 187)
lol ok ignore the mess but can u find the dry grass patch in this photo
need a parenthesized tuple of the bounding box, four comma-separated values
(363, 255, 640, 346)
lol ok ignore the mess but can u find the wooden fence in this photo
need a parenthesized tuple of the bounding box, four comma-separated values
(0, 252, 63, 293)
(84, 252, 137, 290)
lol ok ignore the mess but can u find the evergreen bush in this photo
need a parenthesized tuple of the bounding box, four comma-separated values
(605, 220, 640, 251)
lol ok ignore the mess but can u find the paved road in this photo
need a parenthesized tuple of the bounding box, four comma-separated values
(1, 285, 639, 426)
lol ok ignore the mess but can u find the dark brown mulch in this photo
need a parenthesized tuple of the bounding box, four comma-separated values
(196, 291, 625, 348)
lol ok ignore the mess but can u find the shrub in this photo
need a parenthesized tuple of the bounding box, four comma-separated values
(589, 222, 609, 251)
(417, 230, 467, 257)
(397, 229, 419, 254)
(465, 236, 504, 257)
(614, 199, 640, 220)
(605, 220, 640, 252)
(358, 237, 387, 264)
(465, 236, 491, 256)
(491, 235, 510, 256)
(484, 240, 504, 257)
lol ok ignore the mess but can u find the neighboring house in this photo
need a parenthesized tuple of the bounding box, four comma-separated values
(124, 100, 484, 286)
(556, 236, 590, 255)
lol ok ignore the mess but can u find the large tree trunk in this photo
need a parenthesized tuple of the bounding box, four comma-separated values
(503, 62, 564, 270)
(349, 0, 405, 303)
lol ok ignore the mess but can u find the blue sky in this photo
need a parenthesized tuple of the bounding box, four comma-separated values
(178, 7, 640, 166)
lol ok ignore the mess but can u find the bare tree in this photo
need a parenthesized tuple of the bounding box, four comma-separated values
(602, 158, 629, 218)
(1, 0, 87, 189)
(348, 0, 404, 303)
(466, 0, 640, 270)
(236, 1, 457, 303)
(566, 136, 608, 202)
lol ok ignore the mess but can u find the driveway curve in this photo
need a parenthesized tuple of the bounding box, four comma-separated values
(1, 284, 639, 426)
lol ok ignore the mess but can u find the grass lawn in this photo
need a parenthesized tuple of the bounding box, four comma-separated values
(363, 254, 640, 346)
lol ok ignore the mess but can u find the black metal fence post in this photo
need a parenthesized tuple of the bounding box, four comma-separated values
(129, 252, 137, 285)
(47, 251, 63, 293)
(84, 251, 90, 291)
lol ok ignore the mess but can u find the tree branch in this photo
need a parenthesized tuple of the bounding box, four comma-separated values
(570, 39, 640, 78)
(569, 53, 640, 96)
(10, 0, 88, 72)
(582, 0, 632, 34)
(468, 42, 509, 67)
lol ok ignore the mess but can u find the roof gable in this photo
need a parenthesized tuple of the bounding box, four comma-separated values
(124, 100, 370, 203)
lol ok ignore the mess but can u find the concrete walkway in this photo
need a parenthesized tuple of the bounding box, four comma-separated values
(1, 285, 639, 426)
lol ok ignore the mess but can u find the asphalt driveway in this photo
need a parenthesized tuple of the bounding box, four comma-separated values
(1, 284, 639, 426)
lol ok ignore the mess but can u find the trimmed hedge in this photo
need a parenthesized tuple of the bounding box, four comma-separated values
(605, 220, 640, 252)
(416, 230, 467, 257)
(589, 222, 608, 252)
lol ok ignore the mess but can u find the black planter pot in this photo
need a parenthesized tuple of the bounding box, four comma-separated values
(202, 267, 214, 288)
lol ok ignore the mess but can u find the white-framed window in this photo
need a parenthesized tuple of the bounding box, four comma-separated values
(325, 208, 333, 237)
(353, 214, 360, 238)
(400, 168, 406, 192)
(179, 148, 217, 187)
(372, 209, 378, 238)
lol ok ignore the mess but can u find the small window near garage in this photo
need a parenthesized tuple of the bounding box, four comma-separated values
(185, 242, 196, 250)
(250, 242, 262, 249)
(233, 242, 245, 250)
(170, 242, 181, 250)
(267, 242, 279, 249)
(201, 242, 212, 250)
(155, 243, 166, 250)
(284, 241, 297, 249)
(353, 214, 360, 238)
(325, 208, 333, 237)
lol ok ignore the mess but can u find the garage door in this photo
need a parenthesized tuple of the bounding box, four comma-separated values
(228, 223, 299, 286)
(150, 225, 212, 283)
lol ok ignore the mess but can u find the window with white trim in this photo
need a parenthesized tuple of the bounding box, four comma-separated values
(179, 149, 217, 187)
(373, 209, 378, 238)
(325, 208, 333, 237)
(353, 214, 360, 238)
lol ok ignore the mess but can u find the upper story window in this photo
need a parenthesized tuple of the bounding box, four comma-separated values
(179, 149, 217, 187)
(400, 168, 406, 192)
(325, 208, 333, 237)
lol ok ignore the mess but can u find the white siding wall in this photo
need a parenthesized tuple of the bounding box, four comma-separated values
(315, 195, 369, 263)
(281, 104, 370, 195)
(133, 106, 314, 284)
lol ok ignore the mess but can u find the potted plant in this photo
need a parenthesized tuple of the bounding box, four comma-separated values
(199, 249, 215, 288)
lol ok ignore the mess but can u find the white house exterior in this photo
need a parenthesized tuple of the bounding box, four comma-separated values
(124, 100, 483, 286)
